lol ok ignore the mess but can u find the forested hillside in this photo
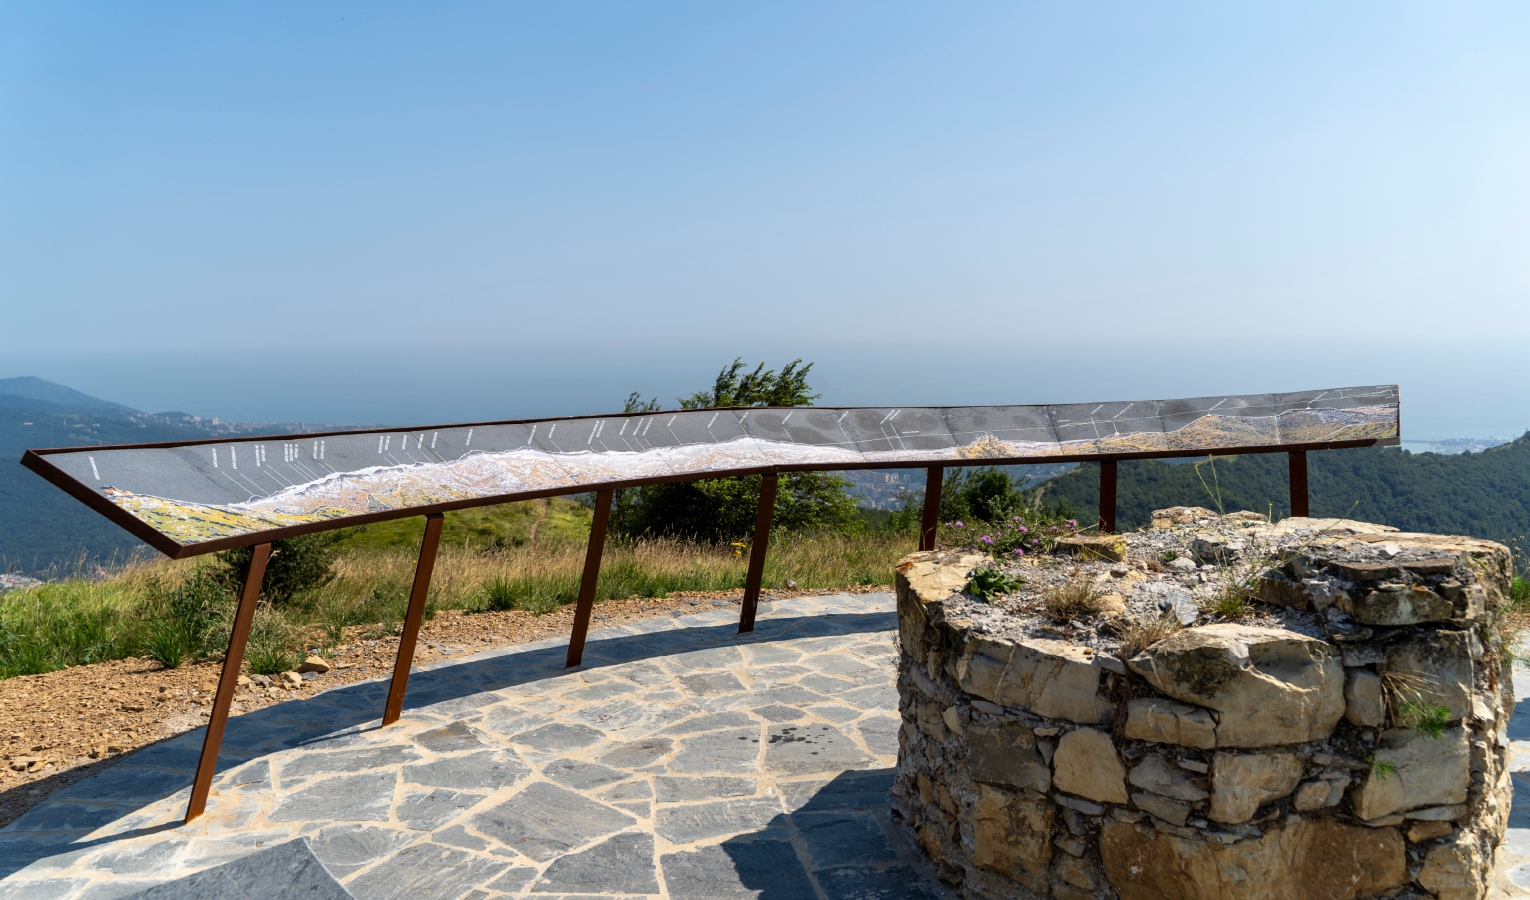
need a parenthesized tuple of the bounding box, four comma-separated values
(1034, 435, 1530, 551)
(0, 379, 357, 573)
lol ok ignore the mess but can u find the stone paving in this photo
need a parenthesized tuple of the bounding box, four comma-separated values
(0, 594, 950, 900)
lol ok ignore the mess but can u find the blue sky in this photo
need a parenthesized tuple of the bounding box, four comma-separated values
(1, 3, 1527, 436)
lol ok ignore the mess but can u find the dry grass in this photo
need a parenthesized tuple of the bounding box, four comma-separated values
(1039, 576, 1108, 623)
(1115, 614, 1182, 658)
(2, 531, 913, 678)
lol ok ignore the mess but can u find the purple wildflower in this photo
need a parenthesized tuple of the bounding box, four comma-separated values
(1013, 548, 1025, 556)
(1067, 519, 1078, 528)
(979, 535, 994, 545)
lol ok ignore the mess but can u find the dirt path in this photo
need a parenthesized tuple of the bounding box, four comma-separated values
(0, 584, 887, 829)
(527, 498, 550, 545)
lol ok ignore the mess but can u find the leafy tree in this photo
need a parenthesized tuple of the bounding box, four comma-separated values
(612, 359, 858, 542)
(679, 358, 819, 409)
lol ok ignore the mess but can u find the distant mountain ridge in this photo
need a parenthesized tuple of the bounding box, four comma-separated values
(0, 376, 138, 415)
(1033, 435, 1530, 552)
(0, 377, 366, 573)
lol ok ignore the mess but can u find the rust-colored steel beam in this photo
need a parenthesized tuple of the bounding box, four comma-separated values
(566, 489, 613, 669)
(383, 513, 445, 725)
(919, 466, 944, 552)
(738, 474, 779, 634)
(1289, 451, 1310, 518)
(1099, 461, 1118, 535)
(185, 542, 270, 823)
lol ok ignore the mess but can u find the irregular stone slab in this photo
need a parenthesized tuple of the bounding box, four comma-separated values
(532, 832, 659, 895)
(281, 746, 421, 779)
(401, 751, 528, 791)
(670, 728, 762, 774)
(794, 810, 897, 869)
(677, 671, 746, 696)
(1352, 727, 1471, 821)
(957, 636, 1112, 725)
(654, 776, 756, 804)
(654, 797, 784, 844)
(1342, 669, 1384, 727)
(1417, 830, 1489, 900)
(344, 842, 506, 900)
(1380, 631, 1475, 719)
(509, 722, 605, 753)
(1127, 624, 1344, 747)
(395, 788, 484, 831)
(1054, 534, 1128, 562)
(815, 863, 946, 900)
(1100, 818, 1404, 900)
(412, 722, 485, 753)
(468, 783, 632, 862)
(1337, 583, 1453, 625)
(780, 768, 895, 813)
(542, 759, 627, 791)
(1131, 791, 1190, 827)
(972, 784, 1053, 880)
(1208, 752, 1301, 824)
(763, 724, 875, 777)
(1052, 728, 1128, 804)
(855, 716, 900, 757)
(1128, 755, 1208, 803)
(594, 738, 673, 769)
(1123, 698, 1216, 749)
(270, 772, 396, 822)
(967, 721, 1051, 793)
(80, 834, 188, 877)
(659, 712, 757, 735)
(119, 839, 349, 900)
(661, 840, 816, 900)
(308, 824, 419, 877)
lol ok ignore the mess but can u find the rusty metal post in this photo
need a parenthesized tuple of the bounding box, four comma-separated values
(565, 489, 613, 668)
(185, 542, 270, 823)
(1289, 450, 1309, 518)
(919, 466, 943, 552)
(383, 513, 445, 725)
(1098, 461, 1117, 534)
(738, 473, 779, 634)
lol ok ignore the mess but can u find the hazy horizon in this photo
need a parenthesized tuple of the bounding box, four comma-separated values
(3, 4, 1527, 440)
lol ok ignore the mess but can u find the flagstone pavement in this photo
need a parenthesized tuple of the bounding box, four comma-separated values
(0, 593, 953, 899)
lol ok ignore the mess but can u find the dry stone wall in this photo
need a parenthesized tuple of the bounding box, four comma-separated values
(891, 511, 1515, 900)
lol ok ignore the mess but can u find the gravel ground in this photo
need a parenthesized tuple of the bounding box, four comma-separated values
(0, 584, 884, 828)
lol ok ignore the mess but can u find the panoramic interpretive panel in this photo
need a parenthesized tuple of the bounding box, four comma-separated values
(22, 386, 1400, 556)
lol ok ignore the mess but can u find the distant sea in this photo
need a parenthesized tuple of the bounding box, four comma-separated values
(1394, 437, 1511, 456)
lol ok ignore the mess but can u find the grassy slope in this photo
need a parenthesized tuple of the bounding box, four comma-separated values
(1034, 435, 1530, 549)
(333, 498, 594, 554)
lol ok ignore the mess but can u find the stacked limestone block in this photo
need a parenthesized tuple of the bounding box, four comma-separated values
(891, 511, 1514, 900)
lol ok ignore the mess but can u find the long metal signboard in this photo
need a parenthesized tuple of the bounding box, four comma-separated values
(21, 386, 1399, 559)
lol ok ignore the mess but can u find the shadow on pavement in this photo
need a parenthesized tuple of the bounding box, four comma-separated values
(659, 768, 949, 900)
(0, 607, 894, 880)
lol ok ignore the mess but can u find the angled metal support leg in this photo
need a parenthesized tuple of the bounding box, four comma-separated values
(384, 514, 445, 725)
(919, 466, 943, 552)
(186, 542, 270, 823)
(566, 489, 613, 669)
(1289, 451, 1309, 518)
(1098, 461, 1117, 534)
(738, 474, 778, 634)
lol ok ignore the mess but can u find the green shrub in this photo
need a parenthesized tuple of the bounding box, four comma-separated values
(965, 567, 1023, 602)
(1395, 699, 1453, 738)
(213, 531, 350, 606)
(144, 621, 191, 669)
(245, 606, 298, 675)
